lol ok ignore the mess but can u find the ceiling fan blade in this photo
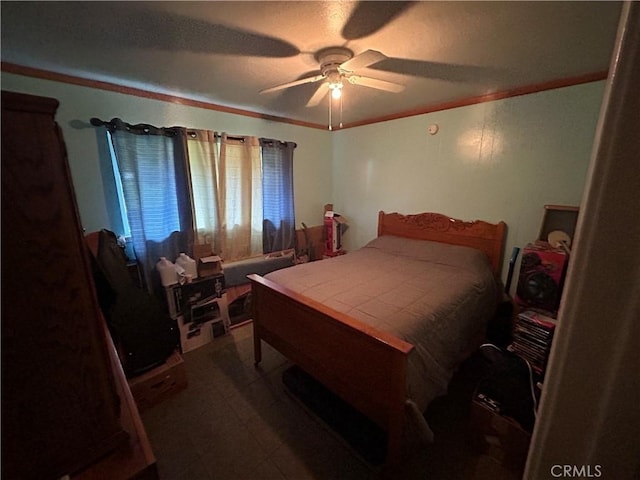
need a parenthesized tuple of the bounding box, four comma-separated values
(370, 58, 509, 84)
(348, 75, 405, 92)
(340, 49, 387, 72)
(260, 74, 324, 94)
(306, 83, 330, 107)
(341, 1, 415, 41)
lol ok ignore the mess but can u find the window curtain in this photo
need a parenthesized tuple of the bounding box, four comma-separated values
(186, 130, 222, 253)
(107, 119, 194, 293)
(187, 132, 262, 262)
(260, 138, 296, 253)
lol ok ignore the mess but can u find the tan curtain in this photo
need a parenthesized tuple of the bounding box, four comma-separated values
(218, 134, 263, 261)
(186, 131, 262, 262)
(186, 130, 222, 253)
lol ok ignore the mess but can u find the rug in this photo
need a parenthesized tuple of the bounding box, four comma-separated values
(281, 365, 387, 466)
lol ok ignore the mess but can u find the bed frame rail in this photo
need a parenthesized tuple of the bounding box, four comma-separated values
(249, 273, 413, 464)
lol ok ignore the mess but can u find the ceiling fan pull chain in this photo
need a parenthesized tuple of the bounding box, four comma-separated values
(339, 94, 344, 129)
(328, 95, 333, 131)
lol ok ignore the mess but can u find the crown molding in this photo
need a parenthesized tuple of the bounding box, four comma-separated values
(2, 62, 607, 132)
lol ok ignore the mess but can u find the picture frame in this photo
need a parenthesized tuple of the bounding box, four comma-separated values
(538, 204, 580, 245)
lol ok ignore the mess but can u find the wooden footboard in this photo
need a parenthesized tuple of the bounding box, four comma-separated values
(248, 273, 414, 465)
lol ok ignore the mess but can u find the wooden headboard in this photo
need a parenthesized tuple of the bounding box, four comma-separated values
(377, 211, 507, 276)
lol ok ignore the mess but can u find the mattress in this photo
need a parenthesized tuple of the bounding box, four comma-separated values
(265, 234, 499, 440)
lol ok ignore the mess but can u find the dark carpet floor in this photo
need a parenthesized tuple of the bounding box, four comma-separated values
(282, 365, 388, 465)
(280, 350, 528, 478)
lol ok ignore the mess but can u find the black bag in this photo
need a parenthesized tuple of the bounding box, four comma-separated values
(90, 229, 179, 377)
(475, 345, 537, 432)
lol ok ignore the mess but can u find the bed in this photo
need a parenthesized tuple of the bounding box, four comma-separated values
(248, 211, 506, 465)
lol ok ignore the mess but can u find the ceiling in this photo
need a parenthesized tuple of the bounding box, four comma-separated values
(1, 1, 623, 129)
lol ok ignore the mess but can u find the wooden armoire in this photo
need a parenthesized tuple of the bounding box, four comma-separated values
(1, 91, 157, 480)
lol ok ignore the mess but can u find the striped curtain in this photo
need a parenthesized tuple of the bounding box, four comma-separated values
(260, 138, 296, 253)
(108, 119, 193, 293)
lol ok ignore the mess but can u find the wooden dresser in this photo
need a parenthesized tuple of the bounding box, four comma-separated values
(1, 90, 157, 480)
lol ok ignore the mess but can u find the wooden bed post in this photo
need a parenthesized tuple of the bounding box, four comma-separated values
(252, 294, 262, 366)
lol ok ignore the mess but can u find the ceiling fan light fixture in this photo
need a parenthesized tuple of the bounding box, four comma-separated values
(327, 69, 344, 99)
(329, 81, 343, 99)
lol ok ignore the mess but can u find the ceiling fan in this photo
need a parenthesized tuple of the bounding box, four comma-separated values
(259, 47, 405, 108)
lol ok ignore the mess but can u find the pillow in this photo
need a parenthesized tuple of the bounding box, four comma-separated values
(363, 235, 491, 273)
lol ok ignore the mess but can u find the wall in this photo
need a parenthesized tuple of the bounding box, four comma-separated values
(2, 73, 606, 287)
(331, 81, 606, 285)
(1, 73, 333, 234)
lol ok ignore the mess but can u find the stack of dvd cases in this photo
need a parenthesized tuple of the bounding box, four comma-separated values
(508, 310, 557, 378)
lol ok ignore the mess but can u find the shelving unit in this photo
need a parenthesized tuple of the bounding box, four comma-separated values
(165, 275, 230, 353)
(508, 310, 557, 380)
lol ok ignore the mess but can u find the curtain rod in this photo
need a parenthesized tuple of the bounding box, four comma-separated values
(90, 117, 295, 147)
(186, 130, 221, 139)
(90, 117, 182, 137)
(185, 131, 247, 143)
(91, 117, 241, 141)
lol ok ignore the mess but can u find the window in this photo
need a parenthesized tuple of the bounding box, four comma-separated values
(106, 122, 193, 291)
(105, 124, 296, 269)
(107, 131, 131, 238)
(261, 138, 296, 254)
(186, 133, 263, 261)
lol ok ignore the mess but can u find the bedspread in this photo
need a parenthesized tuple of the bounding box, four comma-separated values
(264, 234, 499, 440)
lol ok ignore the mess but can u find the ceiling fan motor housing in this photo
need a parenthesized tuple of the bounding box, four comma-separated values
(317, 47, 354, 75)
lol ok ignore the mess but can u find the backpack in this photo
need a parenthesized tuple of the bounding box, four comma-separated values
(90, 229, 179, 377)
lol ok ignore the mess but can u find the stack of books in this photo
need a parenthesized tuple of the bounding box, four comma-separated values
(508, 310, 557, 378)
